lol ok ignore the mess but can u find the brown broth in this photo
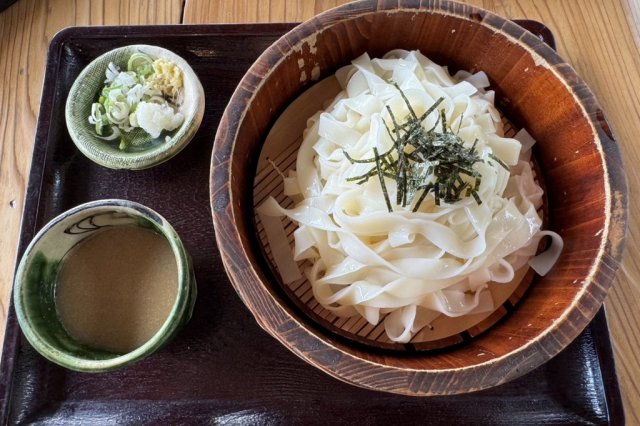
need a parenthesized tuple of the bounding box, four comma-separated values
(55, 226, 179, 353)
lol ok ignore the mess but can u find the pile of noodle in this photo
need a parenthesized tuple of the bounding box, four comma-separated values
(258, 50, 562, 343)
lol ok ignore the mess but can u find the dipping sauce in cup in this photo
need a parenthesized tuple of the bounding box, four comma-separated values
(56, 225, 179, 354)
(13, 199, 196, 372)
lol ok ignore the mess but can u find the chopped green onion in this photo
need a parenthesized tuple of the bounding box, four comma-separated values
(127, 52, 155, 77)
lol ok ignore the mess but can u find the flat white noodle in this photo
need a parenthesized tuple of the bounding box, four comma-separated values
(258, 50, 563, 343)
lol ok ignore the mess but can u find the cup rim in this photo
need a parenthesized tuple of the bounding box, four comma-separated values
(13, 199, 192, 372)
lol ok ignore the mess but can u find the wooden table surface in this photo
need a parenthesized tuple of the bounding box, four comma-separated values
(1, 0, 638, 420)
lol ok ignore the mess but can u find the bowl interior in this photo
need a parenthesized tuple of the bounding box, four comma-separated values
(213, 1, 625, 393)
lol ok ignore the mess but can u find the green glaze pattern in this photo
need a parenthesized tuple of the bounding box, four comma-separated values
(22, 252, 114, 359)
(65, 45, 204, 170)
(13, 199, 197, 372)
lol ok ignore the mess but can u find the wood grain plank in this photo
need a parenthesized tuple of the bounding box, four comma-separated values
(0, 0, 182, 365)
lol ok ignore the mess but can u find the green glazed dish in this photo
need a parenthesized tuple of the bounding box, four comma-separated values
(65, 45, 204, 170)
(13, 199, 197, 372)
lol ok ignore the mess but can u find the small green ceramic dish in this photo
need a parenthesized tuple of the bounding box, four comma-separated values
(13, 199, 197, 372)
(65, 45, 204, 170)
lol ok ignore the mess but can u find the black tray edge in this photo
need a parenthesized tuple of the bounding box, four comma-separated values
(592, 309, 625, 424)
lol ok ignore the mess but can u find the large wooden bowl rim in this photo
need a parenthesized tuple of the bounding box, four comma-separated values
(211, 0, 628, 395)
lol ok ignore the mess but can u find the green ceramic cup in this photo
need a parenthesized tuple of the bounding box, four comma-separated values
(13, 199, 197, 372)
(65, 44, 205, 170)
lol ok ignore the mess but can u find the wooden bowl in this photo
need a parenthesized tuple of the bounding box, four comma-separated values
(211, 0, 628, 395)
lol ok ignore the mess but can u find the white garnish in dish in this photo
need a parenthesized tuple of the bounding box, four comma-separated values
(88, 52, 185, 150)
(134, 102, 184, 139)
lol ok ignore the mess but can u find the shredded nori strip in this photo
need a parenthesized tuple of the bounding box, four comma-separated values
(488, 153, 510, 171)
(343, 84, 505, 211)
(373, 147, 393, 212)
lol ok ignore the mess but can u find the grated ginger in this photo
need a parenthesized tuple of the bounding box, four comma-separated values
(147, 59, 183, 100)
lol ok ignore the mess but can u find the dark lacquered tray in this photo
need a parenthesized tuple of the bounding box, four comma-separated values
(0, 23, 624, 425)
